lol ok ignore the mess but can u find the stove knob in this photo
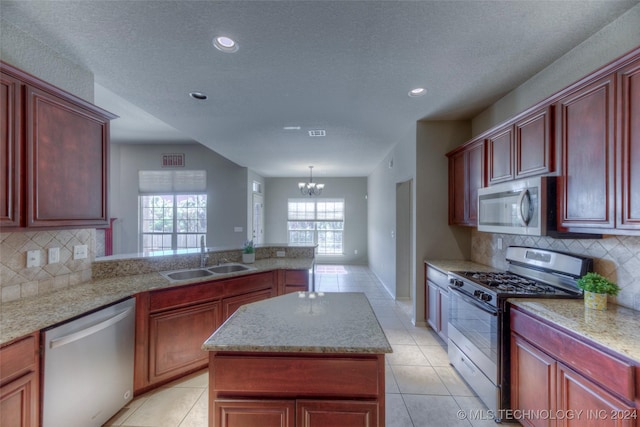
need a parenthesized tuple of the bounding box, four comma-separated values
(473, 290, 483, 298)
(449, 279, 464, 288)
(480, 293, 492, 302)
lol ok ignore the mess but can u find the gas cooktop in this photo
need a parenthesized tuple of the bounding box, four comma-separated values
(451, 271, 576, 296)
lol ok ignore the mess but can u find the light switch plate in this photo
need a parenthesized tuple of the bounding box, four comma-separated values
(27, 250, 40, 268)
(73, 245, 88, 260)
(48, 247, 60, 264)
(234, 226, 243, 232)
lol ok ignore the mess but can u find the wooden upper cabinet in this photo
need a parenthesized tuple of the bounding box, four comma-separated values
(0, 71, 22, 228)
(25, 85, 112, 228)
(0, 61, 115, 229)
(448, 138, 485, 226)
(487, 125, 514, 185)
(515, 106, 554, 179)
(487, 105, 554, 186)
(556, 75, 616, 230)
(617, 58, 640, 231)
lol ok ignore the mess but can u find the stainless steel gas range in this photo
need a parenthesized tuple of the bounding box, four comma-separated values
(447, 246, 593, 422)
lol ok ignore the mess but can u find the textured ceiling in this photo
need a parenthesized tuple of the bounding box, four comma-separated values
(1, 1, 637, 177)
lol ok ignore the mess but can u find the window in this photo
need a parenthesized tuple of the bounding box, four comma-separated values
(288, 198, 344, 255)
(139, 171, 207, 252)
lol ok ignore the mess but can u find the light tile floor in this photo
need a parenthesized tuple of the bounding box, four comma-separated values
(105, 265, 497, 427)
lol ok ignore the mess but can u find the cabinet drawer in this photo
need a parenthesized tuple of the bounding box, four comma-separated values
(426, 265, 449, 288)
(285, 270, 308, 285)
(222, 271, 275, 297)
(0, 334, 38, 385)
(212, 354, 382, 398)
(511, 308, 634, 401)
(149, 281, 224, 312)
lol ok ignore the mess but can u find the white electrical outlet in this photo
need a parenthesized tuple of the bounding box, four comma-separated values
(27, 250, 40, 267)
(73, 245, 88, 260)
(48, 247, 60, 264)
(234, 226, 243, 232)
(497, 237, 503, 250)
(276, 251, 286, 257)
(354, 249, 358, 255)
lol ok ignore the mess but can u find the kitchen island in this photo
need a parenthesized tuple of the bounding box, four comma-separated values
(202, 291, 392, 427)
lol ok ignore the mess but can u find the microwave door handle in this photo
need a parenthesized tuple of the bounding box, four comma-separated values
(517, 189, 532, 226)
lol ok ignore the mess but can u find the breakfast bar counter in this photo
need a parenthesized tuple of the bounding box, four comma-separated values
(202, 291, 392, 427)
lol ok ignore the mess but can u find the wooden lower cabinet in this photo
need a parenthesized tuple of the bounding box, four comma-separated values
(425, 264, 449, 341)
(210, 352, 385, 427)
(215, 399, 295, 427)
(148, 301, 221, 384)
(135, 270, 295, 393)
(214, 399, 377, 427)
(557, 363, 636, 427)
(280, 269, 310, 294)
(222, 288, 274, 319)
(297, 400, 378, 427)
(510, 307, 638, 427)
(511, 334, 557, 427)
(0, 333, 39, 427)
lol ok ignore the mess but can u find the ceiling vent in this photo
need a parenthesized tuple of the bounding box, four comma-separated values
(308, 129, 326, 137)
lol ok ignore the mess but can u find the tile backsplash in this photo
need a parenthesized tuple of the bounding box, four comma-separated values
(471, 230, 640, 311)
(0, 229, 94, 303)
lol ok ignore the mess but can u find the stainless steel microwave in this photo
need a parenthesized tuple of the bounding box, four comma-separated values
(477, 176, 553, 236)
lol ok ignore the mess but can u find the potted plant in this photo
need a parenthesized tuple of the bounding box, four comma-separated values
(577, 272, 620, 310)
(242, 240, 255, 264)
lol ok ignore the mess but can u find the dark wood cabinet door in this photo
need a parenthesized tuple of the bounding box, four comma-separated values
(487, 126, 514, 184)
(466, 140, 485, 224)
(215, 399, 295, 427)
(148, 301, 221, 384)
(448, 149, 467, 225)
(426, 280, 438, 331)
(515, 106, 554, 179)
(0, 372, 38, 427)
(510, 334, 556, 427)
(297, 400, 378, 427)
(557, 363, 636, 427)
(223, 288, 274, 319)
(448, 138, 484, 226)
(25, 85, 110, 227)
(618, 58, 640, 230)
(0, 334, 39, 427)
(0, 71, 22, 228)
(556, 75, 616, 230)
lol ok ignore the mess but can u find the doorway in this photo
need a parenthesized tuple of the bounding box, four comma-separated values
(395, 179, 413, 300)
(252, 193, 264, 244)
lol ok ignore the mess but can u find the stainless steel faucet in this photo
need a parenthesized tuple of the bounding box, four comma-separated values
(200, 236, 208, 268)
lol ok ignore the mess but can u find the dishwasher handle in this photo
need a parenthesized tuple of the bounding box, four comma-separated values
(49, 307, 133, 349)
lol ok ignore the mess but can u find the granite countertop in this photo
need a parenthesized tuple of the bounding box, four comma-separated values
(509, 299, 640, 362)
(0, 257, 313, 346)
(203, 292, 393, 354)
(425, 259, 498, 274)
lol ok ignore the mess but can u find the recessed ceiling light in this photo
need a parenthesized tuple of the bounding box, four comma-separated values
(408, 87, 427, 97)
(189, 92, 208, 100)
(213, 36, 239, 53)
(283, 126, 301, 130)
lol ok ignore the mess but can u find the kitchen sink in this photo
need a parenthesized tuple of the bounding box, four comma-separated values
(162, 268, 213, 281)
(208, 264, 253, 274)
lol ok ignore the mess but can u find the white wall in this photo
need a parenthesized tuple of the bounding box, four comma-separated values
(264, 177, 368, 264)
(367, 127, 417, 299)
(108, 143, 248, 255)
(473, 4, 640, 134)
(0, 19, 94, 102)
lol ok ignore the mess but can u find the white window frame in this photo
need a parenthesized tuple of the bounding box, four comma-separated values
(138, 170, 207, 252)
(287, 198, 344, 255)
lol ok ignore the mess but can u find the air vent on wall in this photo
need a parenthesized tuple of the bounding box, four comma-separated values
(162, 153, 185, 168)
(308, 130, 326, 137)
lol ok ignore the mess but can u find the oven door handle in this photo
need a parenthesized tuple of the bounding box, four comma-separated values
(448, 286, 499, 316)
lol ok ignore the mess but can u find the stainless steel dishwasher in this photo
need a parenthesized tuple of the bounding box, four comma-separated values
(42, 297, 135, 427)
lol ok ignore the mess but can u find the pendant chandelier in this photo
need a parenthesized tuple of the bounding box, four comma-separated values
(298, 166, 325, 196)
